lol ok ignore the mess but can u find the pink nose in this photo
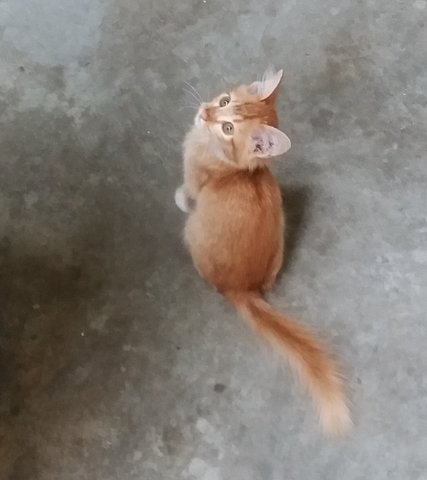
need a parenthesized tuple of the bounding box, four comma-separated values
(200, 108, 208, 121)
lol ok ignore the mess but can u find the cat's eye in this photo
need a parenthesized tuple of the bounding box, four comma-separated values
(219, 96, 230, 107)
(222, 122, 234, 135)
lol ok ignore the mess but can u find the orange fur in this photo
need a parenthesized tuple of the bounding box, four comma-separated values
(177, 70, 351, 434)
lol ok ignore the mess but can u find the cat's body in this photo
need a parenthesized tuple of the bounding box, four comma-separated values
(176, 70, 351, 434)
(183, 160, 283, 294)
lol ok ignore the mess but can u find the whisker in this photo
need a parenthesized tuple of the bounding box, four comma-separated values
(183, 87, 202, 105)
(181, 100, 200, 108)
(179, 105, 198, 111)
(183, 81, 203, 102)
(183, 81, 202, 99)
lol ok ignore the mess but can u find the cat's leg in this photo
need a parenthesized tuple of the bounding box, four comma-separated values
(176, 168, 203, 212)
(174, 185, 191, 213)
(177, 157, 206, 212)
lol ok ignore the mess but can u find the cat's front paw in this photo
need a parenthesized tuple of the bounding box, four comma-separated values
(174, 185, 190, 213)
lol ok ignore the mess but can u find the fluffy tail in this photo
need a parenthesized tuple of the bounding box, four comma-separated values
(226, 291, 351, 435)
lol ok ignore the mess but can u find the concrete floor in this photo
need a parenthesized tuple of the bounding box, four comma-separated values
(1, 0, 426, 478)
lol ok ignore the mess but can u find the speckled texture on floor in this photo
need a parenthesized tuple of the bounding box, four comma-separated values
(1, 1, 426, 479)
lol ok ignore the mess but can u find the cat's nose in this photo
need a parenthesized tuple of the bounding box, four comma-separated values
(200, 108, 209, 121)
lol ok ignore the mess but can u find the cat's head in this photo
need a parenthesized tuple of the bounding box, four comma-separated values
(192, 69, 291, 168)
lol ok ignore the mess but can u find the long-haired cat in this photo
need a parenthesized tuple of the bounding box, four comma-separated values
(175, 69, 351, 434)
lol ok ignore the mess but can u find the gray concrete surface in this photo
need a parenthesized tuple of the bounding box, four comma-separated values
(1, 0, 426, 478)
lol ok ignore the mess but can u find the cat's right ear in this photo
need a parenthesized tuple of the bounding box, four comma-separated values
(250, 125, 291, 158)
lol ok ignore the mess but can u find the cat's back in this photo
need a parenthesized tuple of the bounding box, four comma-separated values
(201, 166, 282, 215)
(185, 166, 283, 288)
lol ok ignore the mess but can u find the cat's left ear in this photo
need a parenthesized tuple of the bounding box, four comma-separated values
(250, 125, 291, 158)
(249, 69, 283, 101)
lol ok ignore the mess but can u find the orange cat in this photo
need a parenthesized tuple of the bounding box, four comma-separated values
(175, 69, 351, 434)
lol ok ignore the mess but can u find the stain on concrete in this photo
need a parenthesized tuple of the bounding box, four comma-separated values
(213, 383, 226, 393)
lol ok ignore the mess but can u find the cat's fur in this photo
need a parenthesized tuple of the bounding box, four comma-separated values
(175, 69, 351, 434)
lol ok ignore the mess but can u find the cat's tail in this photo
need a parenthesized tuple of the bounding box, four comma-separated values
(226, 291, 351, 435)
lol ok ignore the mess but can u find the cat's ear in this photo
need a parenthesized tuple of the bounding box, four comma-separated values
(250, 125, 291, 158)
(249, 68, 283, 100)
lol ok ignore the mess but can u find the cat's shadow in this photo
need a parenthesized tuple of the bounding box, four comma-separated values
(279, 185, 312, 276)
